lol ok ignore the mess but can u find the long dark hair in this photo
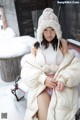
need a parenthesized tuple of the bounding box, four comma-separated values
(34, 35, 62, 50)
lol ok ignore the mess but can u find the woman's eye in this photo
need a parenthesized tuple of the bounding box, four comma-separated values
(44, 29, 47, 31)
(52, 28, 54, 31)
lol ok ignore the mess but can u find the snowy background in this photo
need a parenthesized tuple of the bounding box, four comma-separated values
(0, 78, 27, 120)
(0, 28, 36, 120)
(0, 28, 80, 120)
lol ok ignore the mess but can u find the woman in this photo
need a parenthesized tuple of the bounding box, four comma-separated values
(21, 8, 80, 120)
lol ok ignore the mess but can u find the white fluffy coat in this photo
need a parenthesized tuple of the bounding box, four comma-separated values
(21, 52, 80, 120)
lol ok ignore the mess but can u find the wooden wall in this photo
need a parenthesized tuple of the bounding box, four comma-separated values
(15, 0, 53, 36)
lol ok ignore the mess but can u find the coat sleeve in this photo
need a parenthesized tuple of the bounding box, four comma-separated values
(21, 61, 47, 88)
(57, 57, 80, 87)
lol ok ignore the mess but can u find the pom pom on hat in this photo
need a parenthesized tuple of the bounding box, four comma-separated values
(38, 8, 59, 25)
(37, 8, 62, 42)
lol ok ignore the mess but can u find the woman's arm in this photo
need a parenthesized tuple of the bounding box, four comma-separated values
(56, 56, 80, 87)
(31, 41, 40, 56)
(61, 38, 68, 56)
(31, 47, 37, 56)
(21, 59, 47, 88)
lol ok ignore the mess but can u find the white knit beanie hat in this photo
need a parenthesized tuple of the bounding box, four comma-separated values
(37, 8, 62, 42)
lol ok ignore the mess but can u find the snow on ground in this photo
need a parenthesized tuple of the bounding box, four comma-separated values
(0, 78, 27, 120)
(0, 28, 35, 120)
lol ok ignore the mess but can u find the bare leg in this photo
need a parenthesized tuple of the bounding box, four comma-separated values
(37, 91, 51, 120)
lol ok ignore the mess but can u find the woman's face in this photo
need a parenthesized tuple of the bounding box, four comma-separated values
(43, 27, 56, 42)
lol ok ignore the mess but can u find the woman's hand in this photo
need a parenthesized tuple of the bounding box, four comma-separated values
(44, 77, 57, 89)
(56, 81, 64, 91)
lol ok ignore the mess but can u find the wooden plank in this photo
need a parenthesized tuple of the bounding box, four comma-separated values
(15, 0, 49, 10)
(68, 39, 80, 52)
